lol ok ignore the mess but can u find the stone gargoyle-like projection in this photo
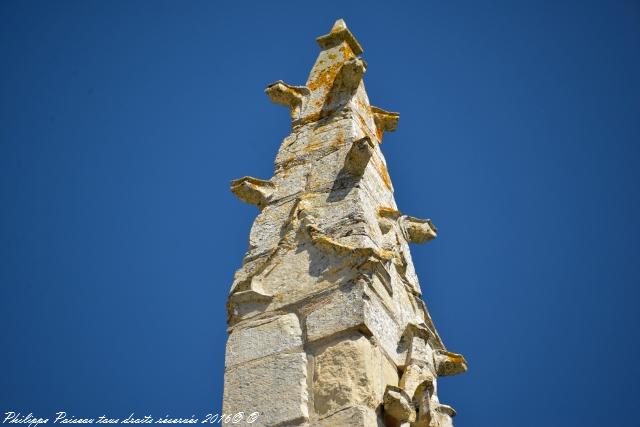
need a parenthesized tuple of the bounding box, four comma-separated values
(223, 19, 467, 427)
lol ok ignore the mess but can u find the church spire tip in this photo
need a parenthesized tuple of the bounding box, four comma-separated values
(331, 18, 347, 32)
(316, 18, 363, 55)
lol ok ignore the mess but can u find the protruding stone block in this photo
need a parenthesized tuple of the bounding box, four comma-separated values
(413, 378, 438, 427)
(399, 216, 437, 243)
(434, 350, 468, 377)
(338, 58, 367, 90)
(371, 106, 400, 140)
(227, 289, 272, 322)
(230, 176, 275, 209)
(433, 404, 456, 427)
(265, 80, 310, 120)
(383, 385, 416, 423)
(399, 363, 434, 399)
(344, 136, 375, 176)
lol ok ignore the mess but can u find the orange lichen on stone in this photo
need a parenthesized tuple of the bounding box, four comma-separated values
(307, 60, 343, 91)
(315, 18, 363, 55)
(330, 132, 345, 150)
(378, 207, 401, 218)
(371, 106, 400, 142)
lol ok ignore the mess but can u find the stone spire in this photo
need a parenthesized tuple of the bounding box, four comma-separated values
(223, 19, 467, 427)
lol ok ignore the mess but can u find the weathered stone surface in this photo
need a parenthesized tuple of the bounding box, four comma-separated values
(265, 80, 310, 120)
(317, 406, 381, 427)
(434, 350, 468, 377)
(312, 333, 397, 416)
(371, 106, 399, 140)
(304, 282, 405, 365)
(225, 313, 303, 368)
(245, 199, 296, 259)
(304, 283, 365, 342)
(230, 176, 275, 210)
(399, 216, 437, 244)
(223, 352, 308, 426)
(383, 385, 416, 423)
(399, 363, 435, 399)
(434, 404, 456, 427)
(407, 335, 434, 367)
(223, 18, 466, 427)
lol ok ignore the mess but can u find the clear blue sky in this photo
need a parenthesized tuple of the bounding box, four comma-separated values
(1, 1, 639, 426)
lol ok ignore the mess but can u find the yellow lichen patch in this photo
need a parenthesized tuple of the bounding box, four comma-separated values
(306, 42, 356, 93)
(339, 42, 355, 59)
(378, 206, 401, 218)
(371, 106, 400, 142)
(443, 352, 466, 365)
(303, 134, 328, 154)
(330, 131, 345, 150)
(375, 248, 396, 261)
(370, 154, 393, 191)
(276, 157, 303, 177)
(307, 61, 342, 91)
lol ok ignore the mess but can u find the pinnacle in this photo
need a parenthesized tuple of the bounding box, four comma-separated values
(316, 18, 363, 56)
(331, 18, 347, 32)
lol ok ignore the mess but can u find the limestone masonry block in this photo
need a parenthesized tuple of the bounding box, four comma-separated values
(304, 282, 405, 365)
(312, 333, 397, 416)
(225, 313, 303, 368)
(223, 352, 309, 426)
(317, 406, 381, 426)
(383, 385, 416, 423)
